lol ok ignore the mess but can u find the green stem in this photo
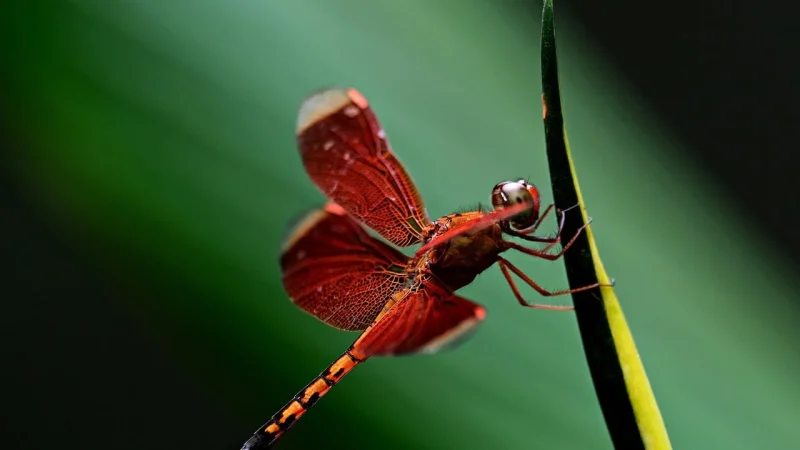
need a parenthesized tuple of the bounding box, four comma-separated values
(540, 1, 672, 448)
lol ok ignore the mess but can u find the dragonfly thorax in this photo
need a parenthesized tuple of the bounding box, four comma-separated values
(420, 211, 505, 292)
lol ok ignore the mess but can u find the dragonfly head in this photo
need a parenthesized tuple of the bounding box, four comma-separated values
(491, 179, 541, 230)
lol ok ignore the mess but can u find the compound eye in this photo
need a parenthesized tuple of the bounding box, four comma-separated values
(490, 180, 541, 230)
(503, 181, 532, 206)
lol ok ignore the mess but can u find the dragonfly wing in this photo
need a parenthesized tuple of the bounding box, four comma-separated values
(354, 286, 487, 356)
(296, 87, 430, 247)
(281, 203, 411, 331)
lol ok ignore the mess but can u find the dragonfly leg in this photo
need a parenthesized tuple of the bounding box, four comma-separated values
(498, 257, 604, 305)
(496, 257, 574, 309)
(505, 205, 564, 247)
(516, 203, 554, 236)
(504, 216, 591, 261)
(505, 204, 581, 250)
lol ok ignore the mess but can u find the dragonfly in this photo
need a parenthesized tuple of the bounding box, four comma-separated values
(240, 87, 605, 449)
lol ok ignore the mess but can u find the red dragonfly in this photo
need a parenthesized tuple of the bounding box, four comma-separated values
(241, 87, 603, 449)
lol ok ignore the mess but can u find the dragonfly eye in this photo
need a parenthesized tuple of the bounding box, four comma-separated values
(491, 179, 541, 230)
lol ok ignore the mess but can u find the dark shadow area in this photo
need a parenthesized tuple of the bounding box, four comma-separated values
(0, 137, 242, 450)
(555, 0, 799, 269)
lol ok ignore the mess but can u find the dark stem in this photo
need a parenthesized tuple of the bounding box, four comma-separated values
(540, 1, 645, 448)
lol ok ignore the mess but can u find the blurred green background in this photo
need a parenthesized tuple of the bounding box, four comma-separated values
(3, 1, 799, 449)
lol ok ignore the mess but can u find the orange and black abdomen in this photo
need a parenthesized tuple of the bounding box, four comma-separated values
(240, 348, 367, 450)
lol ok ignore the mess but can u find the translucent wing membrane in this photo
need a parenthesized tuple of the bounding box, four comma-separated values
(355, 285, 487, 356)
(296, 87, 430, 247)
(280, 203, 411, 330)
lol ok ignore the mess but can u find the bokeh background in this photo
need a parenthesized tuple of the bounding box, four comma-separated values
(3, 1, 799, 450)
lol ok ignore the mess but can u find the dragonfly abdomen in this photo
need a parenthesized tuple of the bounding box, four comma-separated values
(241, 347, 367, 449)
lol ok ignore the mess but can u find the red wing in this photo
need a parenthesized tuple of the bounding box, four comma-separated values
(353, 285, 487, 356)
(280, 203, 411, 331)
(296, 87, 430, 247)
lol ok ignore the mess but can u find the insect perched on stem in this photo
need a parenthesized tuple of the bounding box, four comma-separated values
(240, 87, 606, 449)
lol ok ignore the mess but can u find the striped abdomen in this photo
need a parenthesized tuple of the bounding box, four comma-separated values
(240, 347, 367, 449)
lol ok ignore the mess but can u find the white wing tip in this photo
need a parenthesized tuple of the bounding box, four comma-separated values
(417, 313, 485, 355)
(297, 87, 365, 135)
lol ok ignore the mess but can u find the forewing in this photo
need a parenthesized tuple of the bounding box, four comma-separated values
(281, 203, 411, 331)
(353, 286, 486, 356)
(296, 87, 430, 247)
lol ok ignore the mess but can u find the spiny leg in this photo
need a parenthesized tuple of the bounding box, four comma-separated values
(509, 204, 580, 247)
(507, 205, 565, 247)
(241, 346, 368, 450)
(504, 217, 592, 261)
(517, 204, 555, 237)
(498, 256, 603, 302)
(497, 257, 574, 310)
